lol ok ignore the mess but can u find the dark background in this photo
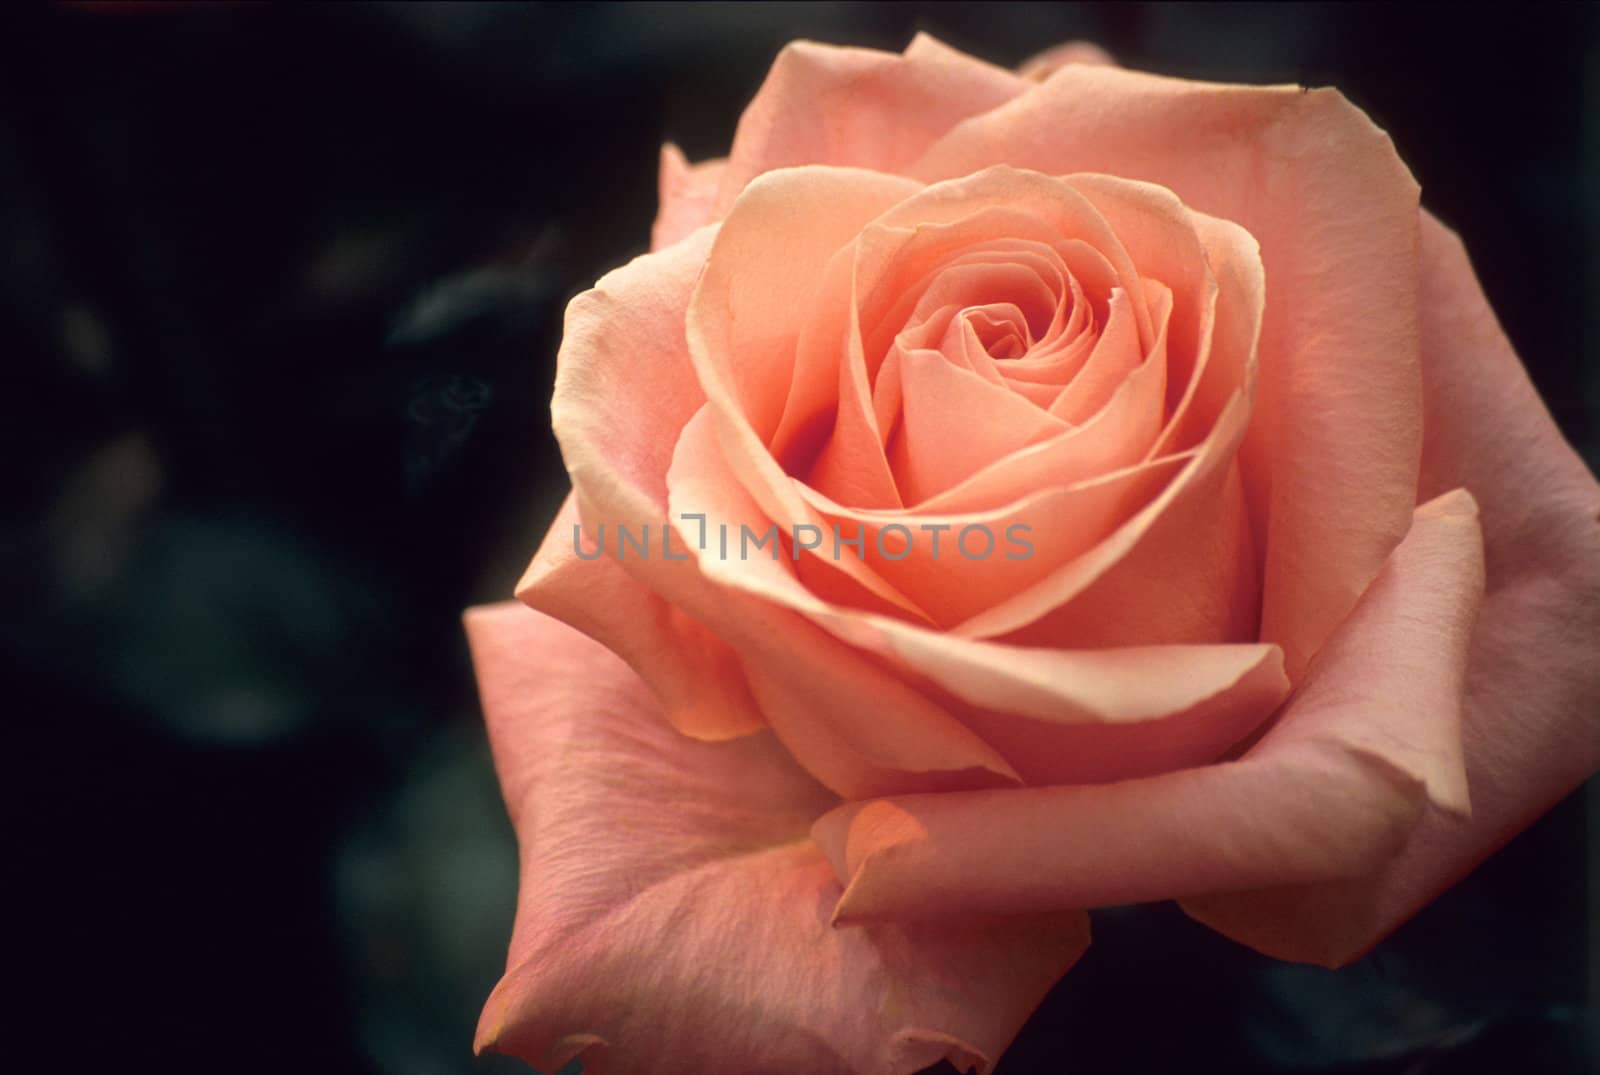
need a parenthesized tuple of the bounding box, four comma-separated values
(1, 4, 1595, 1073)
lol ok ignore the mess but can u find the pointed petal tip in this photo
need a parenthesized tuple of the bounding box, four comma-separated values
(1418, 485, 1480, 522)
(890, 1027, 991, 1075)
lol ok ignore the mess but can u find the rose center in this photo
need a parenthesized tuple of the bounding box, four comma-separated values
(966, 306, 1032, 360)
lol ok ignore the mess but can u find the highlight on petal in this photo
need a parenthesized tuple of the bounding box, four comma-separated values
(1018, 40, 1117, 81)
(812, 491, 1482, 925)
(914, 65, 1425, 679)
(716, 33, 1025, 216)
(869, 633, 1290, 785)
(531, 223, 773, 741)
(551, 223, 718, 526)
(1181, 214, 1600, 968)
(466, 602, 1090, 1075)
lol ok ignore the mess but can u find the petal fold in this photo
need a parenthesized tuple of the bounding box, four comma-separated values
(467, 602, 1090, 1075)
(1180, 214, 1600, 967)
(813, 491, 1482, 925)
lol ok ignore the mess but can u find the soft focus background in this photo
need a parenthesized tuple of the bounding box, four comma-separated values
(2, 4, 1596, 1073)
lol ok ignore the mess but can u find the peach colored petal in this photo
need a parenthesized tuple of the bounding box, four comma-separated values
(686, 176, 933, 608)
(791, 168, 1167, 532)
(542, 207, 1020, 792)
(779, 367, 1249, 645)
(467, 602, 1090, 1075)
(934, 647, 1288, 786)
(651, 143, 726, 252)
(1064, 174, 1219, 421)
(864, 236, 1117, 382)
(793, 171, 1145, 515)
(813, 491, 1481, 925)
(999, 455, 1260, 647)
(689, 167, 922, 528)
(795, 244, 1070, 452)
(1018, 41, 1117, 82)
(515, 494, 763, 740)
(526, 224, 773, 740)
(994, 216, 1264, 647)
(1164, 208, 1267, 456)
(550, 224, 716, 525)
(914, 66, 1424, 679)
(1046, 284, 1146, 423)
(817, 451, 1190, 630)
(801, 239, 906, 511)
(855, 168, 1152, 351)
(888, 347, 1068, 503)
(716, 33, 1025, 217)
(690, 167, 924, 443)
(650, 165, 928, 614)
(955, 390, 1251, 637)
(1180, 214, 1600, 967)
(664, 405, 1025, 798)
(874, 636, 1290, 785)
(669, 395, 1278, 772)
(858, 283, 1169, 530)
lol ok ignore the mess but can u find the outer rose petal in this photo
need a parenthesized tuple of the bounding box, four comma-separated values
(913, 63, 1425, 679)
(516, 494, 763, 740)
(715, 33, 1025, 217)
(1181, 213, 1600, 967)
(652, 143, 726, 251)
(1018, 41, 1117, 82)
(813, 491, 1482, 922)
(467, 602, 1090, 1075)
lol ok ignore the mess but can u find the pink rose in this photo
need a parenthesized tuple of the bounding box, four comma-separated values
(465, 35, 1600, 1074)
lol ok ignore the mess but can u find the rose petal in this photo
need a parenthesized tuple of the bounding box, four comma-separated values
(800, 238, 906, 510)
(955, 390, 1253, 638)
(879, 280, 1167, 517)
(812, 490, 1482, 923)
(853, 168, 1153, 352)
(1018, 41, 1117, 82)
(670, 399, 1284, 780)
(688, 168, 930, 602)
(665, 405, 1026, 798)
(1046, 284, 1148, 423)
(716, 33, 1025, 217)
(1000, 212, 1265, 648)
(888, 346, 1068, 503)
(516, 494, 763, 740)
(540, 207, 1018, 792)
(1180, 214, 1600, 967)
(550, 224, 717, 525)
(915, 65, 1424, 678)
(874, 635, 1291, 785)
(1062, 174, 1219, 424)
(996, 453, 1261, 647)
(690, 167, 924, 444)
(753, 443, 1191, 632)
(652, 143, 726, 251)
(467, 602, 1090, 1075)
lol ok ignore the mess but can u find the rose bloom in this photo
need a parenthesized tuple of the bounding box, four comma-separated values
(464, 35, 1600, 1075)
